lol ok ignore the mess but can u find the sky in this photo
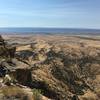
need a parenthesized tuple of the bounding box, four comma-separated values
(0, 0, 100, 29)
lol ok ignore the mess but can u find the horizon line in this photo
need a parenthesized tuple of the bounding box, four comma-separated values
(0, 27, 100, 30)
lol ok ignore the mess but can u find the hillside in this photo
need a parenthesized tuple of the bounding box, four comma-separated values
(0, 35, 100, 100)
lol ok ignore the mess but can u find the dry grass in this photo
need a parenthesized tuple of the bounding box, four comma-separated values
(0, 86, 34, 100)
(0, 86, 46, 100)
(79, 90, 99, 100)
(1, 86, 25, 97)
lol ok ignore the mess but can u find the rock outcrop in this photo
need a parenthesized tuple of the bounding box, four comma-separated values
(0, 35, 16, 58)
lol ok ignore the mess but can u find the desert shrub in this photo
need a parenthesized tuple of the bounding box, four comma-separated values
(32, 88, 43, 100)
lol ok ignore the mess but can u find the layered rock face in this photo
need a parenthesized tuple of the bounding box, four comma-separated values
(0, 35, 100, 100)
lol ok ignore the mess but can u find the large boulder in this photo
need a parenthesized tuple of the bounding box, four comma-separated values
(0, 58, 32, 86)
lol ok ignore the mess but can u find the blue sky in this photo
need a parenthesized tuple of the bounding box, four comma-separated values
(0, 0, 100, 29)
